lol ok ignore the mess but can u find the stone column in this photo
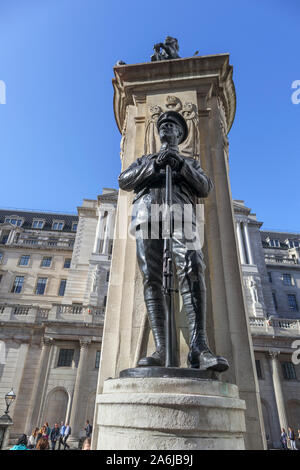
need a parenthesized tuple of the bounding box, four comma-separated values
(93, 209, 104, 253)
(268, 350, 288, 432)
(243, 223, 254, 265)
(236, 222, 246, 265)
(69, 338, 91, 439)
(102, 211, 114, 255)
(7, 230, 15, 245)
(25, 336, 53, 434)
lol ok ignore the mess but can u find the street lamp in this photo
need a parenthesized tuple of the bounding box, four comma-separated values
(4, 389, 16, 415)
(0, 389, 16, 449)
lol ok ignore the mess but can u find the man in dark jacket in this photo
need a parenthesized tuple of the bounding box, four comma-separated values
(288, 427, 298, 450)
(118, 111, 228, 371)
(84, 420, 92, 438)
(50, 423, 60, 450)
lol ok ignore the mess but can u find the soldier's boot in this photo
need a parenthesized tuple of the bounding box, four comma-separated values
(182, 287, 229, 372)
(188, 340, 229, 372)
(137, 299, 166, 367)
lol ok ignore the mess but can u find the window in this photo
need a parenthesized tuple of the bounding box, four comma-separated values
(58, 279, 67, 296)
(283, 273, 292, 286)
(103, 296, 107, 307)
(1, 233, 9, 244)
(287, 294, 298, 311)
(52, 221, 64, 231)
(57, 349, 74, 367)
(269, 239, 280, 248)
(268, 272, 272, 283)
(275, 256, 283, 263)
(272, 292, 278, 311)
(72, 223, 78, 231)
(11, 276, 24, 293)
(255, 359, 262, 379)
(19, 255, 30, 266)
(95, 350, 101, 369)
(41, 257, 52, 267)
(0, 274, 3, 284)
(106, 271, 110, 282)
(288, 239, 299, 248)
(282, 362, 297, 380)
(35, 277, 47, 295)
(64, 258, 71, 268)
(32, 220, 44, 229)
(5, 217, 23, 226)
(0, 252, 3, 264)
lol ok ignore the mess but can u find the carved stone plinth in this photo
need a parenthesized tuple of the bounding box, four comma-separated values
(93, 54, 266, 450)
(96, 378, 246, 450)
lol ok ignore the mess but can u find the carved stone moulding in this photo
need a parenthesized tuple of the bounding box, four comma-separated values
(113, 54, 236, 135)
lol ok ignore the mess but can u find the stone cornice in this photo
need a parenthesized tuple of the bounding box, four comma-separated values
(77, 207, 97, 218)
(113, 54, 236, 134)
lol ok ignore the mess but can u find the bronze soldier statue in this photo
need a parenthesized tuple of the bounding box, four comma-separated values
(151, 36, 180, 62)
(118, 111, 229, 372)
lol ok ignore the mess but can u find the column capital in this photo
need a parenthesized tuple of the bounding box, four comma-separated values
(41, 336, 53, 347)
(267, 349, 280, 360)
(79, 337, 92, 349)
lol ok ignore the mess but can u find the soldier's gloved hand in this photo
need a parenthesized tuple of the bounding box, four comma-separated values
(156, 151, 183, 171)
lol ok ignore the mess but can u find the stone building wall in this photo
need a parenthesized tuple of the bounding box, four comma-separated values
(0, 196, 299, 449)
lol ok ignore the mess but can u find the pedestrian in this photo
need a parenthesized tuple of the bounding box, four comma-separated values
(63, 422, 71, 449)
(44, 421, 51, 437)
(50, 423, 60, 450)
(84, 420, 92, 438)
(58, 421, 66, 450)
(82, 437, 91, 450)
(37, 425, 48, 444)
(288, 427, 298, 450)
(10, 434, 29, 450)
(28, 427, 39, 449)
(35, 437, 50, 450)
(280, 428, 288, 450)
(298, 428, 300, 446)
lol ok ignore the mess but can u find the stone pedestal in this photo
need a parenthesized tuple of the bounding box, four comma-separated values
(93, 54, 266, 450)
(0, 414, 13, 450)
(96, 378, 246, 450)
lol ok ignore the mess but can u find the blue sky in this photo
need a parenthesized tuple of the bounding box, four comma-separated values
(0, 0, 299, 231)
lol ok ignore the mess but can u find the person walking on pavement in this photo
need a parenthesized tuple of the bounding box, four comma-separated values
(58, 421, 66, 450)
(84, 420, 92, 438)
(50, 423, 60, 450)
(288, 427, 298, 450)
(280, 428, 288, 450)
(44, 422, 51, 437)
(63, 423, 71, 449)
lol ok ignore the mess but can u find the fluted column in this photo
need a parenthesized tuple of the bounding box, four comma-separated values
(268, 350, 288, 431)
(102, 211, 114, 255)
(243, 223, 254, 265)
(25, 336, 53, 434)
(69, 338, 91, 438)
(7, 229, 16, 245)
(236, 222, 246, 265)
(93, 209, 106, 253)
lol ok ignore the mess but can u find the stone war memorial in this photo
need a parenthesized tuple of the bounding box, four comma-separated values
(93, 37, 266, 450)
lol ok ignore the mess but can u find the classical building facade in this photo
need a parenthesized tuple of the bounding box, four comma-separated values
(0, 188, 117, 445)
(0, 193, 299, 448)
(234, 200, 300, 449)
